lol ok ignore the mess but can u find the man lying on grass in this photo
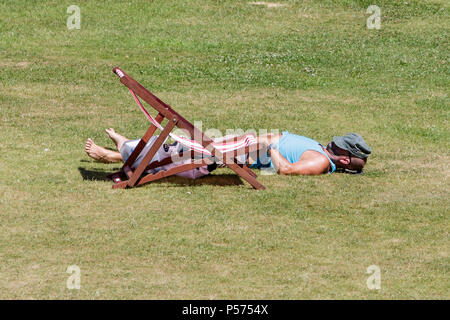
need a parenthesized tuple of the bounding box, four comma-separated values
(85, 129, 371, 177)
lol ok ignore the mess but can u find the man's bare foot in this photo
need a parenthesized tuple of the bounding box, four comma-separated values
(85, 138, 122, 163)
(105, 128, 128, 151)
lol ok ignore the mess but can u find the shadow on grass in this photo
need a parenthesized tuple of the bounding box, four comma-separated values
(148, 174, 244, 187)
(78, 167, 119, 181)
(78, 167, 244, 187)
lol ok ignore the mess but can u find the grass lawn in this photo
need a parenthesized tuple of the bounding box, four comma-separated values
(0, 0, 448, 299)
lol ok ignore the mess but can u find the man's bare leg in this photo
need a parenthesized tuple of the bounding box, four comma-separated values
(85, 138, 123, 163)
(105, 128, 129, 151)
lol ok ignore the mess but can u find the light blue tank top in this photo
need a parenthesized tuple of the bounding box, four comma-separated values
(251, 131, 336, 173)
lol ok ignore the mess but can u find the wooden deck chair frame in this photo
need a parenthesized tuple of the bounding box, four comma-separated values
(109, 67, 266, 190)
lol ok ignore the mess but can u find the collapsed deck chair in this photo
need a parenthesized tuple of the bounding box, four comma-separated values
(109, 67, 266, 190)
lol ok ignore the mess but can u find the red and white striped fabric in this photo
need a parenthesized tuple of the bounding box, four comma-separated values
(129, 89, 257, 155)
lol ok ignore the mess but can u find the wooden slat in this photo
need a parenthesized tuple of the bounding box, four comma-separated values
(137, 159, 213, 186)
(112, 181, 128, 189)
(114, 67, 195, 134)
(127, 119, 177, 187)
(241, 165, 258, 178)
(122, 113, 164, 169)
(226, 160, 265, 190)
(144, 150, 198, 171)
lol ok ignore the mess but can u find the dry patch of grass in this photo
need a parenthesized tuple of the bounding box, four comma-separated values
(0, 61, 30, 68)
(249, 2, 287, 9)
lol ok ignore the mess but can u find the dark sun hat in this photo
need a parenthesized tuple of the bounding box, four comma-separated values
(333, 132, 372, 159)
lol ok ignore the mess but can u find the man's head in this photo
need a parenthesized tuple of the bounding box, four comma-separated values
(325, 132, 371, 173)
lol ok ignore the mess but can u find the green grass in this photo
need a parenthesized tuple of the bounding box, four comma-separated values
(0, 0, 448, 299)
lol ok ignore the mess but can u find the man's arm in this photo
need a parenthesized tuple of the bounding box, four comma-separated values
(269, 148, 330, 175)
